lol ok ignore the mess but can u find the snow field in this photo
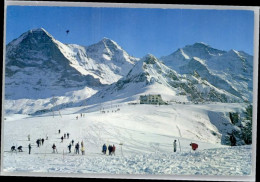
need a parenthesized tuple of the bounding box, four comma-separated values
(2, 103, 252, 176)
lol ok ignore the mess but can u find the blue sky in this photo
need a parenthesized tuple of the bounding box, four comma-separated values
(6, 6, 254, 57)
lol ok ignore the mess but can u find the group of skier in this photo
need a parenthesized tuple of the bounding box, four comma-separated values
(102, 144, 116, 155)
(36, 138, 45, 147)
(60, 132, 70, 142)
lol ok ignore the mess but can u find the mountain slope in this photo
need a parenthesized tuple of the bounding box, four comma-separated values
(5, 28, 103, 100)
(87, 54, 242, 106)
(160, 43, 253, 102)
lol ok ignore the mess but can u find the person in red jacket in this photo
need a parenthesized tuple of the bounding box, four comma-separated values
(112, 144, 116, 155)
(190, 142, 198, 151)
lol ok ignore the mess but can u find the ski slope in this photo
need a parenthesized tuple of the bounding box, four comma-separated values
(2, 102, 253, 177)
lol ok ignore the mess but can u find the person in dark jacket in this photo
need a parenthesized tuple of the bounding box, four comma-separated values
(173, 140, 177, 152)
(102, 144, 107, 154)
(75, 142, 80, 154)
(11, 146, 16, 152)
(108, 145, 113, 155)
(17, 146, 23, 152)
(52, 143, 57, 153)
(61, 136, 64, 143)
(42, 138, 45, 145)
(36, 139, 40, 147)
(28, 143, 32, 154)
(68, 143, 72, 153)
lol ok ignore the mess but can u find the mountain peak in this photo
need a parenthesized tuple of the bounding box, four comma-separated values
(191, 42, 210, 48)
(8, 28, 54, 48)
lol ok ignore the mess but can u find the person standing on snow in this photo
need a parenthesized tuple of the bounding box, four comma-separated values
(52, 143, 57, 153)
(61, 136, 64, 143)
(28, 134, 30, 141)
(102, 144, 107, 154)
(190, 142, 198, 151)
(36, 139, 40, 147)
(75, 142, 80, 154)
(42, 138, 45, 145)
(58, 129, 61, 134)
(67, 133, 69, 139)
(28, 143, 32, 154)
(81, 146, 85, 155)
(108, 145, 113, 155)
(112, 145, 116, 155)
(72, 140, 74, 146)
(173, 140, 177, 152)
(68, 143, 72, 153)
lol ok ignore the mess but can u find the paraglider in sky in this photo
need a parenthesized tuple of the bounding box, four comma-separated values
(66, 30, 70, 35)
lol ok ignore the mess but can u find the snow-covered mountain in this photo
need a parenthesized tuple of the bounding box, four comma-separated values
(160, 43, 253, 102)
(4, 28, 253, 115)
(5, 28, 102, 100)
(87, 54, 242, 105)
(5, 28, 138, 100)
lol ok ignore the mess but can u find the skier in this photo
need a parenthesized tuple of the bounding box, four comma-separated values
(61, 136, 64, 143)
(68, 143, 72, 153)
(67, 133, 69, 139)
(52, 143, 57, 153)
(36, 139, 40, 147)
(72, 140, 74, 146)
(81, 140, 84, 148)
(64, 133, 66, 139)
(102, 144, 107, 154)
(58, 129, 61, 134)
(75, 142, 80, 154)
(28, 134, 30, 141)
(173, 140, 177, 152)
(28, 143, 32, 154)
(11, 146, 16, 152)
(81, 146, 85, 155)
(230, 134, 236, 146)
(112, 145, 116, 155)
(108, 145, 113, 155)
(42, 138, 45, 145)
(17, 146, 23, 152)
(190, 142, 198, 151)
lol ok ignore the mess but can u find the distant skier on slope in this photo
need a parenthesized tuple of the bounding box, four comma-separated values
(58, 129, 61, 134)
(41, 138, 45, 145)
(52, 143, 57, 153)
(108, 145, 113, 155)
(173, 140, 177, 152)
(102, 144, 107, 154)
(11, 146, 16, 152)
(75, 142, 80, 154)
(61, 136, 64, 143)
(28, 134, 30, 141)
(112, 144, 116, 155)
(28, 143, 32, 154)
(18, 146, 23, 152)
(190, 142, 198, 151)
(68, 143, 72, 153)
(81, 146, 85, 155)
(36, 139, 40, 147)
